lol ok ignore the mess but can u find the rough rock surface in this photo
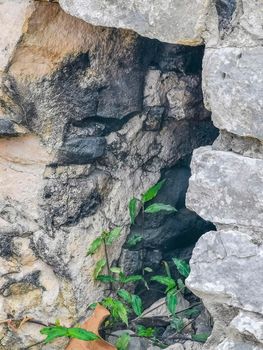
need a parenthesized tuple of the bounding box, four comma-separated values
(165, 342, 203, 350)
(203, 47, 263, 140)
(59, 0, 263, 47)
(0, 1, 216, 348)
(187, 147, 263, 229)
(59, 0, 208, 45)
(1, 0, 262, 349)
(185, 1, 263, 349)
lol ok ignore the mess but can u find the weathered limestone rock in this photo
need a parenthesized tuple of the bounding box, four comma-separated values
(203, 0, 263, 47)
(213, 131, 263, 160)
(187, 230, 263, 349)
(0, 0, 34, 72)
(185, 0, 263, 349)
(216, 340, 262, 350)
(187, 230, 263, 314)
(59, 0, 208, 45)
(0, 118, 28, 136)
(203, 47, 263, 140)
(231, 311, 263, 345)
(186, 146, 263, 229)
(0, 2, 216, 348)
(165, 342, 203, 350)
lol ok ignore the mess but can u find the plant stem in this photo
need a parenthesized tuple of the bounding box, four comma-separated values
(141, 203, 145, 238)
(103, 238, 113, 292)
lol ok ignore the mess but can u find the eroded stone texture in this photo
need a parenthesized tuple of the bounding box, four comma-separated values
(59, 0, 208, 45)
(165, 342, 203, 350)
(203, 47, 263, 140)
(0, 0, 34, 72)
(186, 1, 263, 348)
(0, 2, 216, 348)
(187, 230, 263, 349)
(203, 0, 263, 47)
(186, 146, 263, 229)
(213, 131, 263, 160)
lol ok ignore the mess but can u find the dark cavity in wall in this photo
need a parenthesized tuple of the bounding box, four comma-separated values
(118, 41, 218, 311)
(215, 0, 236, 35)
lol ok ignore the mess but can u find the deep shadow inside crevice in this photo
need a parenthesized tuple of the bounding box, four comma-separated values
(117, 40, 218, 344)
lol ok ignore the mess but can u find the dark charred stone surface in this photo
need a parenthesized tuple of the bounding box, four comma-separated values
(57, 137, 106, 164)
(215, 0, 236, 34)
(153, 44, 205, 74)
(0, 119, 18, 137)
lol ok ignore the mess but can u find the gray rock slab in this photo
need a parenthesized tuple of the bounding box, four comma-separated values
(186, 229, 263, 315)
(186, 146, 263, 229)
(203, 47, 263, 140)
(59, 0, 208, 45)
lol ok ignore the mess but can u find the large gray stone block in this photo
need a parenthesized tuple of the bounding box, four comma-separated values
(203, 47, 263, 140)
(187, 229, 263, 349)
(187, 230, 263, 314)
(59, 0, 208, 45)
(186, 146, 263, 229)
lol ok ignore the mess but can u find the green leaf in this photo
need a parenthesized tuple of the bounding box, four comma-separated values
(114, 300, 129, 326)
(163, 260, 171, 278)
(93, 258, 106, 279)
(88, 302, 98, 310)
(116, 333, 130, 350)
(191, 333, 210, 343)
(118, 289, 132, 304)
(96, 275, 117, 283)
(41, 326, 68, 344)
(127, 234, 143, 248)
(106, 227, 122, 245)
(172, 258, 190, 278)
(177, 278, 185, 292)
(136, 325, 155, 338)
(151, 275, 176, 292)
(67, 328, 99, 341)
(102, 297, 115, 309)
(166, 289, 178, 315)
(131, 294, 143, 316)
(142, 179, 166, 203)
(40, 326, 99, 344)
(103, 298, 129, 326)
(87, 237, 103, 256)
(129, 198, 140, 224)
(171, 317, 185, 333)
(145, 203, 177, 214)
(110, 267, 122, 274)
(120, 274, 143, 284)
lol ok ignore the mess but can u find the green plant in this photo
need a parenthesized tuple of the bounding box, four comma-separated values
(192, 333, 210, 343)
(102, 297, 129, 326)
(136, 325, 155, 338)
(115, 332, 130, 350)
(172, 257, 190, 278)
(37, 179, 208, 349)
(126, 233, 143, 248)
(128, 180, 177, 226)
(40, 326, 99, 344)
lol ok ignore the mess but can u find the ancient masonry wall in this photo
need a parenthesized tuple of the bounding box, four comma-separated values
(0, 0, 262, 349)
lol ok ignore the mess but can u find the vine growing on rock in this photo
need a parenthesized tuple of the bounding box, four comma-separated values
(30, 180, 209, 349)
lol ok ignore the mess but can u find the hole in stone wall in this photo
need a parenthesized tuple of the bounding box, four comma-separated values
(117, 39, 218, 345)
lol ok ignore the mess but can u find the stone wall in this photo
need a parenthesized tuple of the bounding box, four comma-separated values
(0, 1, 217, 348)
(57, 0, 263, 350)
(185, 1, 263, 349)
